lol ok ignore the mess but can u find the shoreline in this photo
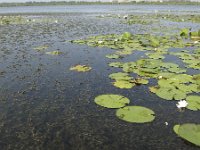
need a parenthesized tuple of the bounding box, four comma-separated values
(0, 1, 200, 7)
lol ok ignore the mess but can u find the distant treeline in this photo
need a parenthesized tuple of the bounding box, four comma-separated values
(0, 1, 199, 7)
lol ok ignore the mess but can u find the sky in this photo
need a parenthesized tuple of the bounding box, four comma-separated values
(0, 0, 68, 3)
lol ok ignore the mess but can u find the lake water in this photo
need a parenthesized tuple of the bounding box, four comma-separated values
(0, 4, 200, 14)
(0, 4, 200, 150)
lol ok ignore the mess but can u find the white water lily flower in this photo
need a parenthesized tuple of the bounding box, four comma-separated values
(194, 41, 199, 44)
(158, 76, 163, 79)
(55, 20, 58, 23)
(165, 122, 168, 126)
(176, 100, 188, 109)
(123, 15, 128, 19)
(98, 41, 103, 44)
(114, 39, 118, 42)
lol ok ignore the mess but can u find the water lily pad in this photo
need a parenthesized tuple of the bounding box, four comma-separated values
(186, 95, 200, 111)
(46, 51, 62, 55)
(70, 65, 91, 72)
(94, 94, 130, 108)
(168, 67, 186, 73)
(147, 53, 165, 59)
(112, 80, 135, 89)
(174, 123, 200, 146)
(155, 87, 186, 100)
(116, 106, 155, 123)
(156, 87, 174, 100)
(120, 32, 132, 41)
(149, 86, 159, 93)
(134, 78, 149, 85)
(109, 72, 132, 81)
(109, 62, 124, 68)
(173, 124, 180, 134)
(180, 28, 189, 37)
(160, 62, 179, 69)
(106, 54, 120, 59)
(34, 45, 48, 51)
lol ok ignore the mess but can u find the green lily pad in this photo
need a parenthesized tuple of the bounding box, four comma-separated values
(160, 62, 179, 69)
(168, 67, 186, 73)
(157, 72, 175, 79)
(174, 123, 200, 146)
(70, 65, 91, 72)
(116, 106, 155, 123)
(156, 87, 174, 100)
(134, 78, 149, 85)
(147, 53, 165, 59)
(155, 87, 186, 100)
(94, 94, 130, 108)
(180, 28, 189, 37)
(169, 74, 193, 83)
(109, 72, 133, 81)
(186, 95, 200, 111)
(106, 54, 120, 59)
(112, 80, 135, 89)
(173, 124, 180, 135)
(46, 51, 62, 55)
(120, 32, 132, 41)
(109, 62, 124, 68)
(149, 86, 159, 93)
(34, 45, 48, 51)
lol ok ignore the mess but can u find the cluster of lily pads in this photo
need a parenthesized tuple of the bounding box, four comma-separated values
(0, 15, 59, 25)
(71, 29, 200, 146)
(94, 94, 155, 123)
(70, 65, 92, 72)
(0, 16, 25, 25)
(109, 72, 148, 89)
(123, 14, 200, 25)
(33, 45, 62, 55)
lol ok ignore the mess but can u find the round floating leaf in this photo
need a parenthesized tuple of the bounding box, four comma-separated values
(147, 53, 165, 59)
(156, 87, 174, 100)
(33, 45, 48, 51)
(149, 86, 159, 93)
(112, 80, 135, 89)
(116, 106, 155, 123)
(94, 94, 130, 108)
(106, 54, 120, 59)
(134, 78, 149, 85)
(109, 62, 124, 68)
(186, 95, 200, 111)
(173, 90, 187, 100)
(109, 72, 132, 81)
(168, 67, 186, 73)
(46, 51, 62, 55)
(158, 79, 174, 88)
(160, 62, 179, 69)
(157, 72, 175, 79)
(174, 123, 200, 146)
(121, 32, 132, 41)
(173, 124, 180, 134)
(70, 65, 91, 72)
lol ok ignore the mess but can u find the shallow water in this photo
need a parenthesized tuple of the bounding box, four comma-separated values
(0, 4, 200, 150)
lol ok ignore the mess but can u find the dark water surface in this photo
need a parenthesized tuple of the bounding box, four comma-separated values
(0, 5, 200, 150)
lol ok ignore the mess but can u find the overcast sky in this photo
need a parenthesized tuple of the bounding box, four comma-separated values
(0, 0, 68, 2)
